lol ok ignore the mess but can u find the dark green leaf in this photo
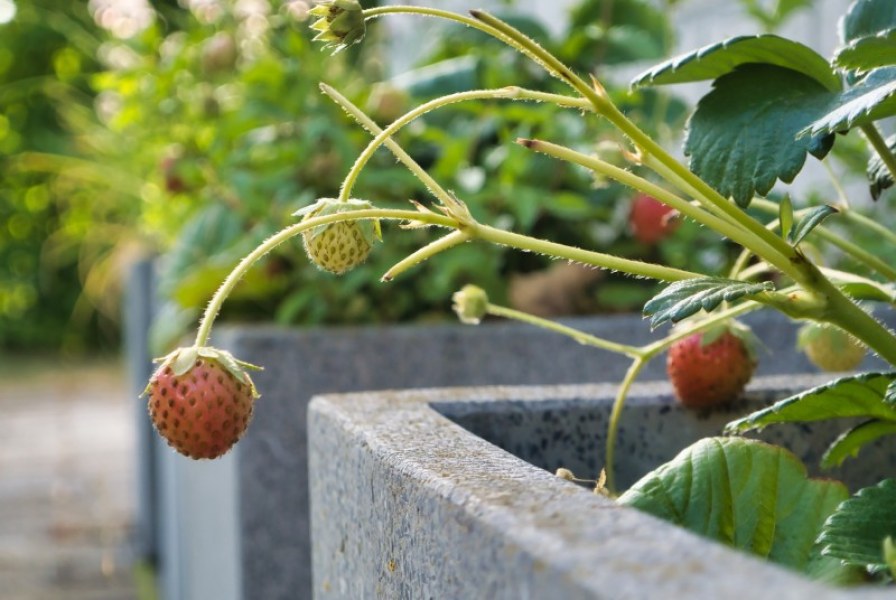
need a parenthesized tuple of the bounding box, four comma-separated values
(643, 277, 774, 328)
(868, 133, 896, 200)
(684, 65, 835, 207)
(834, 28, 896, 73)
(726, 372, 896, 433)
(818, 479, 896, 575)
(840, 0, 896, 45)
(788, 205, 838, 245)
(801, 67, 896, 137)
(631, 35, 840, 91)
(821, 419, 896, 468)
(618, 437, 852, 579)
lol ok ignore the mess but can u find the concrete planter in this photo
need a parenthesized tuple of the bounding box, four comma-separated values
(308, 378, 896, 599)
(125, 255, 893, 599)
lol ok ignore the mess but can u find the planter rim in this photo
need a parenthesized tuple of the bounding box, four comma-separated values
(310, 376, 890, 599)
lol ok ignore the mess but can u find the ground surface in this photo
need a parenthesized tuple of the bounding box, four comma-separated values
(0, 357, 140, 600)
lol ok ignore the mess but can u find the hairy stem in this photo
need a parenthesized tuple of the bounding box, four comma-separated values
(484, 303, 642, 358)
(382, 230, 471, 281)
(338, 87, 590, 202)
(471, 222, 700, 281)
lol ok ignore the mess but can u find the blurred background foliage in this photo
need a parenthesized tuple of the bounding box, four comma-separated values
(6, 0, 820, 356)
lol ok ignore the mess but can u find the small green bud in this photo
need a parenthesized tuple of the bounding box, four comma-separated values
(452, 285, 489, 325)
(309, 0, 365, 53)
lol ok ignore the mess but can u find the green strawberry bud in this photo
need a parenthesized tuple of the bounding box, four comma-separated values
(309, 0, 365, 52)
(452, 284, 489, 324)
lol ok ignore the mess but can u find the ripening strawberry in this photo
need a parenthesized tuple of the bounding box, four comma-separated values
(797, 323, 865, 372)
(629, 193, 678, 245)
(144, 346, 260, 460)
(295, 198, 381, 275)
(666, 323, 757, 409)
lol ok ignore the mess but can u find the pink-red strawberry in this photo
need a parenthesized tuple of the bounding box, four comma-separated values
(666, 323, 757, 409)
(629, 193, 678, 245)
(144, 346, 260, 459)
(295, 198, 381, 275)
(797, 323, 865, 372)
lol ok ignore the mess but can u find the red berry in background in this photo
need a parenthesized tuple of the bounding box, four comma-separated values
(161, 156, 187, 194)
(666, 323, 757, 409)
(144, 346, 260, 459)
(629, 193, 678, 245)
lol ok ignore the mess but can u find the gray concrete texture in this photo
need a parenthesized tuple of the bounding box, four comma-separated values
(219, 309, 892, 600)
(309, 378, 896, 599)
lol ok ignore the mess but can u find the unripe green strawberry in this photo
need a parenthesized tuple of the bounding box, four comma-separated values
(144, 346, 260, 460)
(666, 322, 757, 409)
(797, 323, 865, 372)
(295, 198, 381, 275)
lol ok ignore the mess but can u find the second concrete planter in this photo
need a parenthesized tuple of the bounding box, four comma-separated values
(308, 378, 896, 599)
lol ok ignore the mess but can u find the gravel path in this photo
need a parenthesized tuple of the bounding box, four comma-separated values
(0, 360, 139, 600)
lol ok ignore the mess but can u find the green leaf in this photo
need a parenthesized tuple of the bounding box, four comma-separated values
(631, 35, 840, 92)
(840, 0, 896, 45)
(726, 372, 896, 434)
(834, 28, 896, 73)
(684, 65, 835, 207)
(821, 419, 896, 468)
(643, 277, 774, 328)
(818, 479, 896, 575)
(800, 67, 896, 137)
(823, 269, 896, 303)
(868, 133, 896, 200)
(618, 437, 853, 579)
(788, 205, 838, 245)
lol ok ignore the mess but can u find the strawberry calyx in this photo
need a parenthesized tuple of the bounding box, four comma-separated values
(695, 319, 760, 362)
(294, 197, 382, 246)
(144, 345, 261, 398)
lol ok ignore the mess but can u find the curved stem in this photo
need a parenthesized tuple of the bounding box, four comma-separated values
(382, 230, 471, 281)
(338, 87, 590, 202)
(194, 208, 456, 347)
(484, 303, 643, 358)
(604, 357, 647, 494)
(321, 83, 456, 208)
(521, 138, 783, 260)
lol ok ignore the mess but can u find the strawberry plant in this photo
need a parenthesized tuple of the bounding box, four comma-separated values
(147, 0, 896, 587)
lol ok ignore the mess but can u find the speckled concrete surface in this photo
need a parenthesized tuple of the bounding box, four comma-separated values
(309, 378, 895, 599)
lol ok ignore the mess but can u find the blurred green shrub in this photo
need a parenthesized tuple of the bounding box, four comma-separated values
(0, 0, 117, 352)
(2, 0, 737, 353)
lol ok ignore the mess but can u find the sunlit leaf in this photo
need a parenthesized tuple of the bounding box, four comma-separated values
(834, 28, 896, 73)
(726, 372, 896, 434)
(619, 437, 856, 581)
(632, 35, 840, 91)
